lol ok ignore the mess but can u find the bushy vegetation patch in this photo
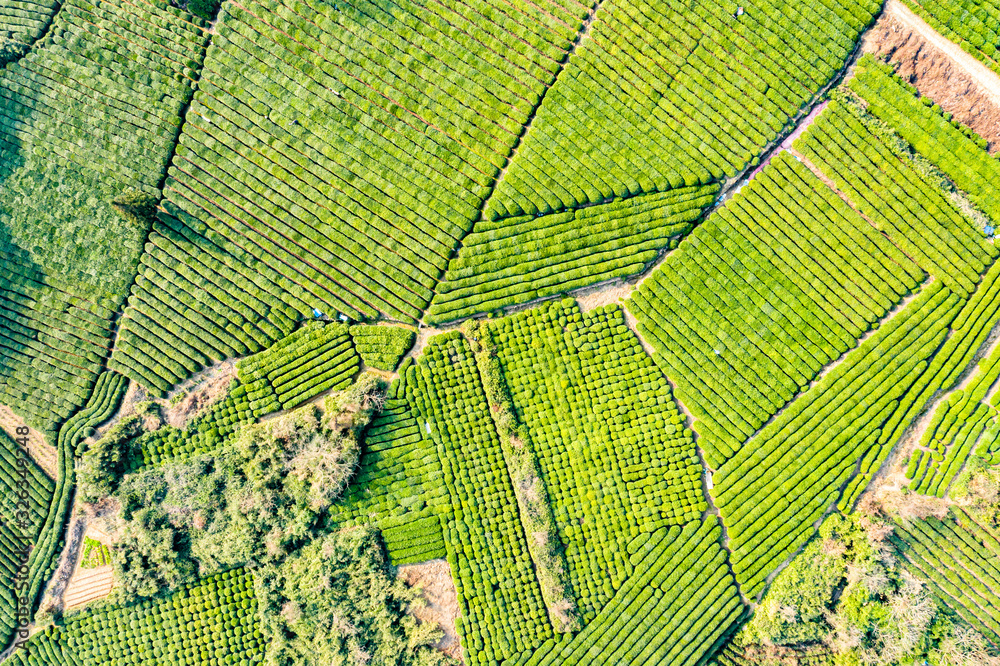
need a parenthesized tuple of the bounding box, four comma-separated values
(730, 510, 996, 664)
(87, 378, 383, 599)
(257, 527, 449, 666)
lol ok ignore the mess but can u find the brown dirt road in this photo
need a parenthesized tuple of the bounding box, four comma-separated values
(866, 0, 1000, 152)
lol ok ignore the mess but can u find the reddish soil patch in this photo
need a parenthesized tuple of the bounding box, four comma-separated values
(161, 361, 236, 429)
(863, 12, 1000, 153)
(397, 559, 463, 662)
(0, 404, 58, 478)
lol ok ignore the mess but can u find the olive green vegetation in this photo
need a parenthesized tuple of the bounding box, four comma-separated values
(738, 539, 845, 647)
(951, 455, 1000, 527)
(76, 415, 143, 505)
(256, 527, 449, 666)
(80, 376, 385, 599)
(111, 188, 161, 232)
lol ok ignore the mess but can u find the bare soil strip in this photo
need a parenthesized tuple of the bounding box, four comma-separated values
(62, 566, 114, 610)
(882, 0, 1000, 109)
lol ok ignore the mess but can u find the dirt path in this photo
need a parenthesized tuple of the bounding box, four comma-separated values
(883, 0, 1000, 109)
(36, 514, 88, 617)
(576, 282, 632, 313)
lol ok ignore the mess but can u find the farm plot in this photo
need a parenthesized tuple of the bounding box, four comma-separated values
(6, 370, 130, 635)
(138, 322, 361, 466)
(0, 0, 209, 435)
(427, 184, 718, 324)
(237, 322, 359, 411)
(328, 386, 449, 565)
(0, 428, 54, 647)
(713, 282, 962, 597)
(484, 300, 706, 620)
(5, 568, 261, 666)
(893, 507, 1000, 645)
(486, 0, 882, 220)
(350, 325, 415, 372)
(408, 332, 552, 665)
(628, 151, 920, 468)
(907, 336, 1000, 496)
(13, 370, 127, 610)
(849, 56, 1000, 228)
(793, 96, 997, 297)
(114, 0, 591, 393)
(62, 564, 114, 611)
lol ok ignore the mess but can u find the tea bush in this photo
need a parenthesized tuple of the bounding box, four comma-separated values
(714, 282, 961, 596)
(794, 99, 996, 297)
(0, 428, 54, 645)
(487, 0, 882, 219)
(893, 507, 1000, 645)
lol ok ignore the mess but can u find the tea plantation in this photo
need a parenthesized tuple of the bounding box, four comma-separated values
(3, 0, 1000, 664)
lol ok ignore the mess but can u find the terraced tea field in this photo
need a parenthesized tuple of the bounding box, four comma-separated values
(3, 0, 1000, 664)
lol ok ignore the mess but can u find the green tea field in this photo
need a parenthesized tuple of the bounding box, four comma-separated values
(2, 0, 1000, 664)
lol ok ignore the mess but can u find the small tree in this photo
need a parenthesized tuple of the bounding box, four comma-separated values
(112, 188, 159, 230)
